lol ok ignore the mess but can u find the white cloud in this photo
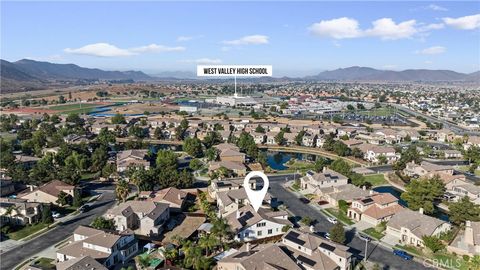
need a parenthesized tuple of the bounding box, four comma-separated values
(177, 35, 203, 42)
(223, 35, 269, 45)
(308, 17, 362, 39)
(364, 18, 418, 40)
(65, 42, 185, 57)
(130, 44, 185, 53)
(64, 43, 134, 57)
(180, 58, 222, 64)
(443, 14, 480, 30)
(426, 4, 448, 11)
(416, 46, 446, 55)
(309, 17, 431, 40)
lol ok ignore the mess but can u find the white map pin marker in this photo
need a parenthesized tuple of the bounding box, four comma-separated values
(243, 171, 269, 212)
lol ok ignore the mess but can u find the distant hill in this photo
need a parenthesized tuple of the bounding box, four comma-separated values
(0, 59, 154, 93)
(306, 66, 479, 82)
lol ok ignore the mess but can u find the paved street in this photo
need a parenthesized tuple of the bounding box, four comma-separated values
(0, 186, 116, 270)
(267, 174, 431, 270)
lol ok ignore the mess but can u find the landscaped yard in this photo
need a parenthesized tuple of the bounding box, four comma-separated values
(457, 165, 480, 176)
(364, 173, 387, 186)
(323, 208, 354, 225)
(362, 227, 385, 240)
(285, 160, 316, 172)
(394, 245, 471, 270)
(7, 223, 49, 240)
(31, 257, 55, 270)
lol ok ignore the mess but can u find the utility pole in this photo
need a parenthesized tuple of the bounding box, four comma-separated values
(364, 238, 368, 262)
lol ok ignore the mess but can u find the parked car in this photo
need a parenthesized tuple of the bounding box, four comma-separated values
(393, 249, 413, 260)
(327, 217, 338, 224)
(52, 212, 61, 218)
(299, 198, 310, 204)
(317, 200, 329, 205)
(358, 234, 371, 242)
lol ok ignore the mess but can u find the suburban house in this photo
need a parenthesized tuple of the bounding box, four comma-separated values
(56, 255, 108, 270)
(138, 187, 189, 212)
(216, 187, 273, 217)
(209, 161, 247, 177)
(464, 136, 480, 150)
(15, 155, 40, 169)
(357, 144, 399, 164)
(282, 229, 354, 270)
(104, 201, 170, 236)
(445, 178, 480, 205)
(347, 193, 404, 226)
(57, 226, 138, 268)
(443, 150, 463, 159)
(386, 208, 452, 247)
(20, 180, 75, 205)
(302, 133, 317, 147)
(116, 149, 150, 173)
(320, 184, 372, 207)
(0, 198, 42, 225)
(403, 161, 454, 178)
(266, 132, 278, 145)
(300, 169, 349, 193)
(217, 243, 301, 270)
(448, 221, 480, 256)
(250, 132, 266, 144)
(214, 143, 245, 163)
(225, 205, 291, 242)
(208, 178, 258, 199)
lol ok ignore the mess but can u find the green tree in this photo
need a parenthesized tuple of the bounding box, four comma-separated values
(255, 125, 266, 133)
(115, 180, 130, 202)
(301, 216, 313, 226)
(91, 146, 108, 172)
(401, 176, 445, 214)
(329, 159, 352, 177)
(329, 222, 346, 244)
(91, 216, 116, 230)
(189, 159, 203, 171)
(198, 233, 219, 256)
(156, 150, 178, 171)
(257, 151, 267, 167)
(295, 131, 305, 146)
(314, 158, 327, 173)
(56, 191, 72, 206)
(448, 196, 480, 225)
(41, 204, 54, 224)
(205, 148, 218, 161)
(111, 113, 126, 124)
(338, 200, 348, 214)
(422, 236, 445, 253)
(275, 131, 286, 146)
(72, 189, 83, 207)
(203, 131, 222, 148)
(184, 137, 204, 158)
(237, 132, 258, 158)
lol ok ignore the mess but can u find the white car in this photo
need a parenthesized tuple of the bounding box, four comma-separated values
(327, 217, 338, 224)
(358, 234, 371, 242)
(52, 212, 61, 218)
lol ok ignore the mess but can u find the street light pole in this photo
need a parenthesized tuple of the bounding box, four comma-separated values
(364, 239, 368, 262)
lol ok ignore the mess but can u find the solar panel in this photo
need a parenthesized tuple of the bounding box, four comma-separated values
(297, 255, 316, 267)
(319, 242, 336, 252)
(284, 231, 306, 245)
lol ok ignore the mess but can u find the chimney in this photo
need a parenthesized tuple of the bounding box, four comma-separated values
(362, 185, 366, 191)
(465, 221, 474, 245)
(178, 194, 181, 200)
(246, 242, 251, 252)
(236, 210, 240, 219)
(418, 208, 424, 215)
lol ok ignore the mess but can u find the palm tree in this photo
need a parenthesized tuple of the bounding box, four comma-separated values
(135, 254, 150, 269)
(469, 255, 480, 270)
(211, 217, 230, 251)
(198, 234, 219, 256)
(115, 179, 130, 202)
(163, 247, 178, 265)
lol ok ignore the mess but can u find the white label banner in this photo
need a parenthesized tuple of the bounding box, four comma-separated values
(197, 65, 272, 77)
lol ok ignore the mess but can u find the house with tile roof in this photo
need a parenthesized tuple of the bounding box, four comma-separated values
(300, 169, 349, 194)
(104, 200, 169, 236)
(116, 149, 150, 173)
(225, 205, 291, 242)
(216, 187, 273, 217)
(386, 208, 451, 247)
(56, 255, 107, 270)
(56, 226, 138, 269)
(282, 229, 354, 270)
(347, 193, 404, 226)
(138, 187, 189, 212)
(20, 180, 75, 205)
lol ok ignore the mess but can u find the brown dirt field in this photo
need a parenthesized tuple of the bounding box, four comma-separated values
(3, 107, 56, 114)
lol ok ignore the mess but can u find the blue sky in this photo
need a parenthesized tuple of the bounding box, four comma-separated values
(2, 1, 479, 76)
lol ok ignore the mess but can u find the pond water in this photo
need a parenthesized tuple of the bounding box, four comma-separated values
(265, 151, 326, 170)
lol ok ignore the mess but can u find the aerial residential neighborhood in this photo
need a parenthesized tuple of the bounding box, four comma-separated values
(1, 1, 480, 270)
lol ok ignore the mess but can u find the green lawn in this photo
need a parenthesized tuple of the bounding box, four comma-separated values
(362, 227, 385, 240)
(7, 223, 49, 240)
(323, 208, 355, 225)
(31, 257, 55, 270)
(457, 166, 480, 176)
(364, 174, 387, 186)
(394, 244, 423, 256)
(285, 160, 316, 173)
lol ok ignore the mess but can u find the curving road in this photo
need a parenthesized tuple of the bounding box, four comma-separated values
(0, 185, 116, 270)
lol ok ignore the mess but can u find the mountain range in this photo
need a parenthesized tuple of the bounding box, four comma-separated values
(1, 59, 479, 93)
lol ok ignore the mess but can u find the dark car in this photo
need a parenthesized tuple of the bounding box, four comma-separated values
(393, 249, 413, 260)
(317, 200, 329, 205)
(79, 204, 90, 212)
(299, 198, 310, 204)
